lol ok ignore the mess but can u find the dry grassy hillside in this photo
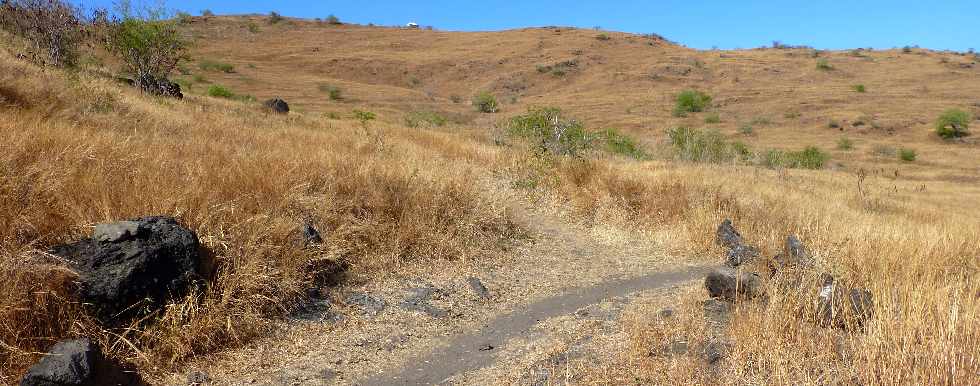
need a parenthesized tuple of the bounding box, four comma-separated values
(0, 13, 978, 385)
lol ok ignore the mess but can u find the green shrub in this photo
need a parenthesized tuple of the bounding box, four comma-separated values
(898, 148, 917, 162)
(508, 107, 593, 156)
(207, 84, 233, 98)
(246, 21, 259, 33)
(785, 146, 829, 169)
(852, 84, 866, 93)
(199, 60, 234, 73)
(750, 116, 771, 125)
(597, 128, 647, 159)
(472, 92, 499, 113)
(175, 11, 192, 24)
(596, 33, 610, 41)
(816, 58, 833, 70)
(704, 113, 721, 124)
(935, 108, 971, 138)
(730, 141, 753, 161)
(738, 124, 754, 136)
(405, 111, 448, 128)
(353, 110, 376, 125)
(200, 9, 214, 17)
(319, 84, 342, 100)
(325, 14, 340, 25)
(762, 149, 787, 169)
(673, 89, 712, 116)
(191, 74, 207, 83)
(104, 7, 187, 80)
(837, 137, 854, 150)
(0, 0, 84, 67)
(268, 11, 283, 24)
(666, 127, 735, 163)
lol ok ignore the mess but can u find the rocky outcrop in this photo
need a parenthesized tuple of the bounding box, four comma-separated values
(263, 98, 289, 113)
(716, 219, 759, 267)
(816, 274, 874, 329)
(135, 74, 183, 99)
(19, 339, 142, 386)
(49, 216, 202, 323)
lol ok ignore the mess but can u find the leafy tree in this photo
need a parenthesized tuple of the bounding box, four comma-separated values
(0, 0, 83, 66)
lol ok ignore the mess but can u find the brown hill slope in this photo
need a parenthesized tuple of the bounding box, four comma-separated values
(180, 16, 979, 186)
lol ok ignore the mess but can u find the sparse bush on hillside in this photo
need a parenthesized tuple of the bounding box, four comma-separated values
(902, 45, 913, 53)
(353, 109, 376, 125)
(673, 89, 712, 117)
(472, 92, 499, 113)
(828, 119, 841, 129)
(704, 113, 721, 124)
(738, 124, 754, 136)
(595, 33, 610, 41)
(246, 21, 259, 33)
(104, 5, 187, 82)
(206, 84, 233, 98)
(852, 84, 866, 93)
(597, 128, 648, 160)
(405, 111, 448, 128)
(449, 94, 462, 104)
(816, 58, 833, 70)
(899, 148, 917, 162)
(786, 146, 829, 169)
(872, 144, 897, 157)
(325, 14, 340, 25)
(318, 84, 342, 100)
(199, 59, 234, 73)
(508, 107, 593, 157)
(268, 11, 283, 24)
(935, 108, 971, 139)
(666, 127, 736, 163)
(175, 11, 191, 24)
(200, 9, 213, 17)
(0, 0, 84, 67)
(837, 136, 854, 150)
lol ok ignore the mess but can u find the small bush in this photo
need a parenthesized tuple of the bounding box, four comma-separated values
(325, 14, 340, 25)
(472, 92, 499, 113)
(738, 124, 754, 136)
(852, 84, 866, 93)
(450, 95, 462, 104)
(785, 146, 829, 169)
(898, 148, 917, 162)
(704, 113, 721, 124)
(246, 21, 259, 33)
(175, 11, 192, 24)
(673, 89, 712, 116)
(828, 120, 841, 129)
(319, 84, 342, 100)
(762, 149, 786, 168)
(507, 107, 593, 157)
(935, 108, 971, 139)
(200, 9, 213, 17)
(837, 137, 854, 150)
(872, 144, 897, 157)
(816, 58, 833, 70)
(353, 109, 376, 124)
(596, 33, 611, 41)
(666, 127, 735, 163)
(199, 60, 234, 73)
(405, 111, 448, 128)
(784, 111, 801, 119)
(206, 84, 234, 98)
(902, 45, 912, 53)
(597, 128, 647, 159)
(750, 116, 771, 125)
(268, 11, 283, 24)
(191, 74, 207, 83)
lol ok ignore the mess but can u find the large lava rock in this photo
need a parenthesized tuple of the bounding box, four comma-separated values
(19, 338, 142, 386)
(135, 74, 183, 99)
(716, 220, 760, 267)
(705, 267, 764, 300)
(263, 98, 289, 114)
(50, 216, 202, 323)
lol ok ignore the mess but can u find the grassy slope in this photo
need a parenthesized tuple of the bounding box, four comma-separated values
(0, 15, 977, 384)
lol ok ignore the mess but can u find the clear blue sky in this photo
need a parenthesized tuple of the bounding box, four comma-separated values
(78, 1, 978, 51)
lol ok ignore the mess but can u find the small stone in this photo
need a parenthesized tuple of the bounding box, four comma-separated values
(702, 340, 731, 364)
(667, 339, 689, 355)
(263, 98, 289, 114)
(658, 307, 675, 319)
(715, 219, 743, 249)
(301, 222, 323, 246)
(20, 338, 142, 386)
(187, 369, 211, 385)
(815, 274, 874, 329)
(725, 244, 760, 267)
(466, 277, 490, 299)
(346, 292, 385, 315)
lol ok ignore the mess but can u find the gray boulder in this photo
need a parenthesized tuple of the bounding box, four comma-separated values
(715, 219, 743, 249)
(466, 277, 490, 299)
(135, 74, 182, 99)
(725, 244, 760, 267)
(301, 222, 323, 246)
(19, 339, 142, 386)
(49, 216, 202, 323)
(770, 235, 815, 273)
(263, 98, 289, 114)
(705, 267, 764, 300)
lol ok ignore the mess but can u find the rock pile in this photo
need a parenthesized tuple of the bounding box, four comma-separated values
(263, 98, 289, 114)
(19, 339, 142, 386)
(135, 74, 183, 99)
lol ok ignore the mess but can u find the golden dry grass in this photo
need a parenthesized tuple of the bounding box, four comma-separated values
(0, 48, 520, 382)
(1, 16, 979, 385)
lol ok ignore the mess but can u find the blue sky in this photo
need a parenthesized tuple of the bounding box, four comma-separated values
(79, 1, 978, 51)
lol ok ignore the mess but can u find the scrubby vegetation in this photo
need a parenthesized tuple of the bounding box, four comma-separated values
(404, 110, 448, 128)
(899, 148, 917, 162)
(472, 91, 499, 113)
(0, 0, 83, 67)
(319, 84, 342, 100)
(199, 59, 234, 73)
(935, 108, 971, 138)
(673, 89, 712, 116)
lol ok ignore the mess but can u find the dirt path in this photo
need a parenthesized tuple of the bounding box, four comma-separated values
(359, 265, 711, 385)
(176, 187, 711, 385)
